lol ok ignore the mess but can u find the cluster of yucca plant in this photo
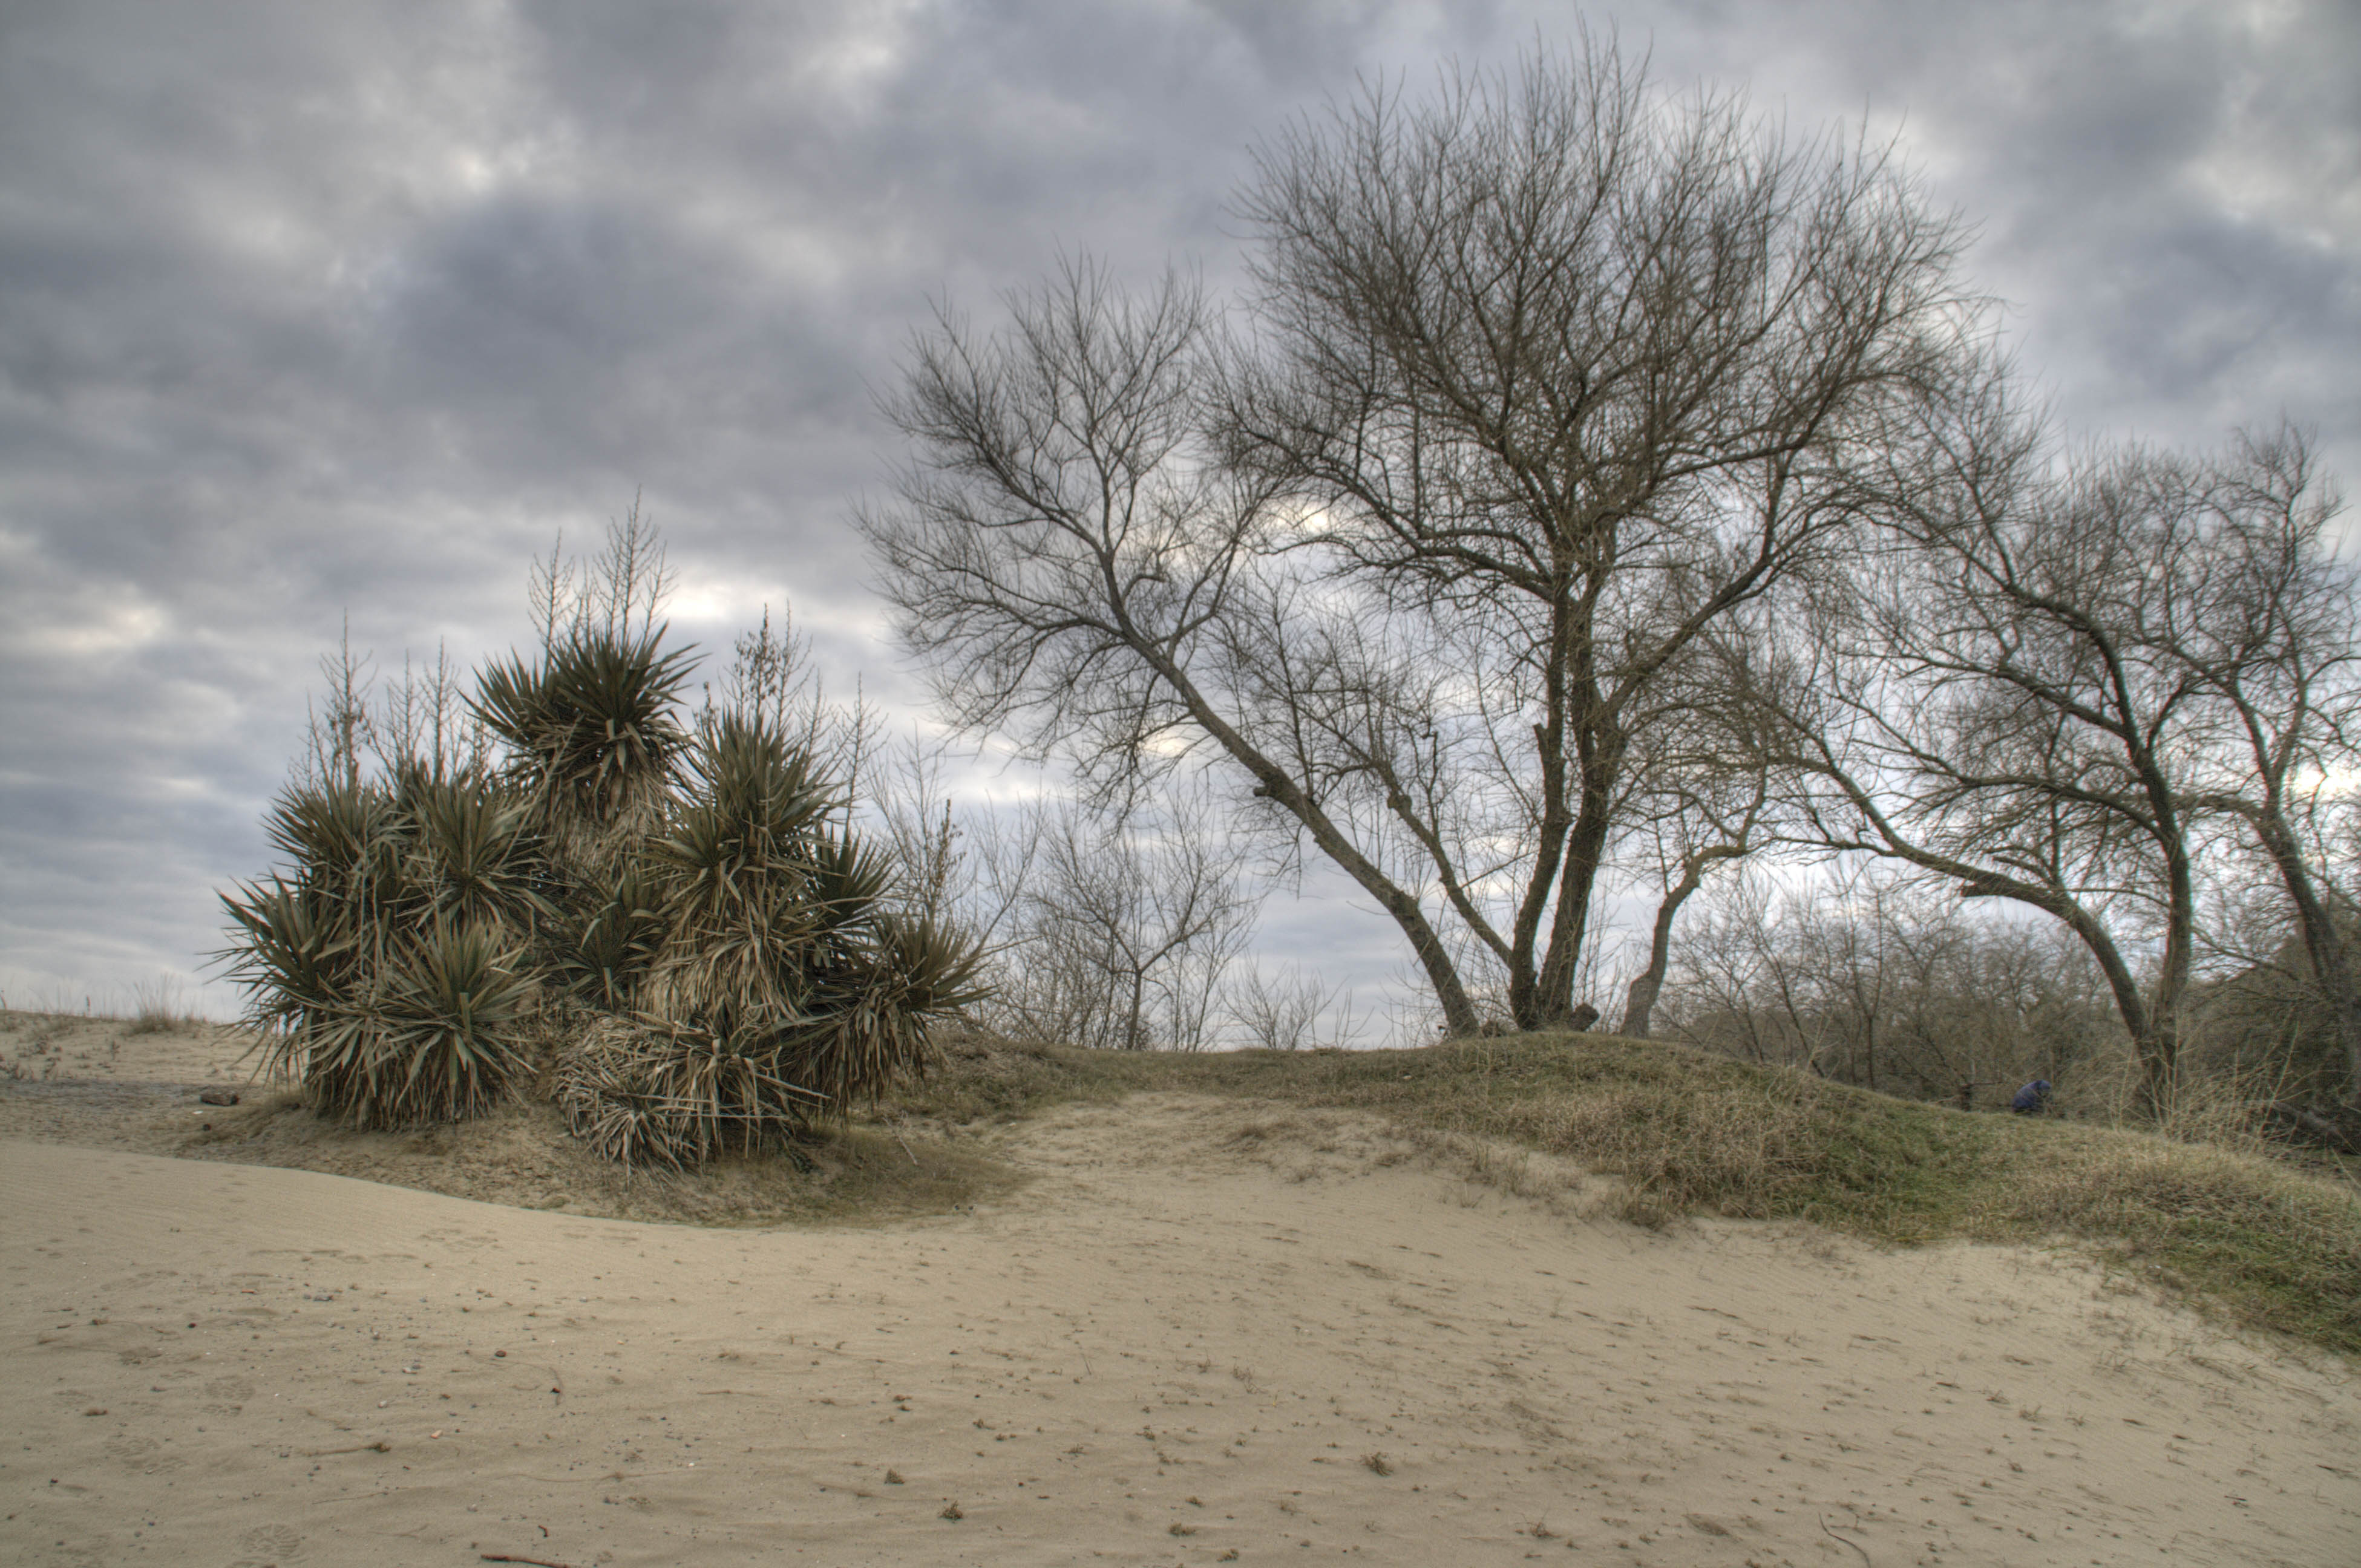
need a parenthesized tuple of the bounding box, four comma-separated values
(217, 766, 549, 1128)
(220, 606, 986, 1161)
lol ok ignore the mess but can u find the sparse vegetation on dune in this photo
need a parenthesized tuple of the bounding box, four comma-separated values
(0, 1008, 1014, 1226)
(904, 1029, 2361, 1357)
(7, 1007, 2357, 1354)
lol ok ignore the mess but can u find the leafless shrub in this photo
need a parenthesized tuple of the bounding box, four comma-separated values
(981, 785, 1254, 1051)
(1226, 962, 1358, 1052)
(1658, 865, 2119, 1109)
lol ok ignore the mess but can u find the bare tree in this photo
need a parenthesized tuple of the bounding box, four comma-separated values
(2151, 431, 2361, 1105)
(865, 727, 971, 928)
(1226, 961, 1360, 1051)
(1769, 371, 2221, 1112)
(1218, 38, 1976, 1030)
(860, 259, 1490, 1031)
(865, 36, 1977, 1034)
(1612, 622, 1787, 1037)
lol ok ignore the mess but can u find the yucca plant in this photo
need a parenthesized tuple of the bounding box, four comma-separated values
(558, 1012, 830, 1171)
(227, 558, 991, 1160)
(217, 771, 550, 1128)
(640, 714, 840, 1022)
(784, 909, 989, 1106)
(473, 627, 695, 874)
(559, 714, 986, 1166)
(297, 920, 539, 1126)
(550, 860, 667, 1011)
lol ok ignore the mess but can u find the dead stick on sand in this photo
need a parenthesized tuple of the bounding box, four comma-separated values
(481, 1556, 575, 1567)
(1819, 1513, 1873, 1566)
(303, 1441, 391, 1456)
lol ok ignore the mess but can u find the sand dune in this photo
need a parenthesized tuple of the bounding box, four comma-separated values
(5, 1091, 2356, 1567)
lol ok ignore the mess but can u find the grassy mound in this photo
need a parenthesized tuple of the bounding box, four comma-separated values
(908, 1030, 2361, 1357)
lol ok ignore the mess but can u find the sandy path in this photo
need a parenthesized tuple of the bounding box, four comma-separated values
(4, 1094, 2356, 1567)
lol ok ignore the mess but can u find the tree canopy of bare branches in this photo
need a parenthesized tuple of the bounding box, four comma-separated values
(1767, 365, 2360, 1110)
(862, 36, 1979, 1036)
(2156, 432, 2360, 1102)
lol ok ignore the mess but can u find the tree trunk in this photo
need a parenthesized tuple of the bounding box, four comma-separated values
(1138, 645, 1484, 1036)
(1619, 855, 1711, 1039)
(1531, 753, 1620, 1028)
(2250, 808, 2361, 1107)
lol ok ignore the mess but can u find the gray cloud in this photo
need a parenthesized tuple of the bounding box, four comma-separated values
(2, 0, 2353, 1018)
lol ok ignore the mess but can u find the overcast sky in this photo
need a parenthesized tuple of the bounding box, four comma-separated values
(4, 0, 2356, 1022)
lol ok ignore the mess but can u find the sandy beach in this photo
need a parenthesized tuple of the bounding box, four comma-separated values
(5, 1073, 2358, 1568)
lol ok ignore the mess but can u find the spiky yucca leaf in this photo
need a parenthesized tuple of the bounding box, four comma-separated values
(639, 713, 839, 1027)
(217, 875, 361, 1080)
(224, 781, 405, 1080)
(264, 779, 400, 890)
(778, 912, 989, 1106)
(296, 922, 537, 1129)
(686, 711, 835, 837)
(656, 716, 836, 920)
(874, 910, 994, 1017)
(556, 717, 987, 1163)
(803, 831, 894, 940)
(398, 773, 552, 934)
(473, 628, 695, 867)
(218, 772, 552, 1126)
(554, 861, 667, 1010)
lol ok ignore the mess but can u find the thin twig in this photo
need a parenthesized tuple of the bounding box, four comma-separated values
(1819, 1513, 1873, 1567)
(481, 1556, 575, 1567)
(302, 1440, 391, 1456)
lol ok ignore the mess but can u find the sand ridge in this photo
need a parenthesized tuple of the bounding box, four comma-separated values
(4, 1091, 2357, 1567)
(2, 1014, 260, 1088)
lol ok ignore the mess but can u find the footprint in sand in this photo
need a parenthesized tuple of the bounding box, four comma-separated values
(100, 1434, 180, 1474)
(238, 1523, 303, 1559)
